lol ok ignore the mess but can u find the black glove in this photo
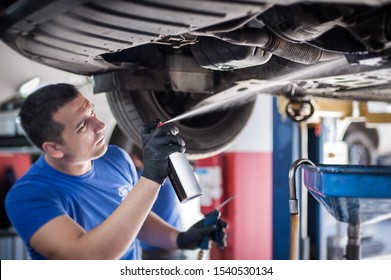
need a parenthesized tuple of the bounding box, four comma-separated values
(141, 120, 185, 184)
(177, 217, 228, 250)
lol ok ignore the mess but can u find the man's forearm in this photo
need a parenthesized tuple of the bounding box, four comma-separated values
(89, 177, 162, 258)
(137, 211, 180, 250)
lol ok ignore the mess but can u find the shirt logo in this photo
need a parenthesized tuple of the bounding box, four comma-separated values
(118, 184, 132, 201)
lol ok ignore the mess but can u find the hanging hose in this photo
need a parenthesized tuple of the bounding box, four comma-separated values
(289, 210, 300, 260)
(288, 158, 315, 260)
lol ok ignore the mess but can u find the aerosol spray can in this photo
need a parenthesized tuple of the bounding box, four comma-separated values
(156, 121, 203, 203)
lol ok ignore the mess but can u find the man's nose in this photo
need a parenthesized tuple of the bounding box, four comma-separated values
(93, 117, 106, 133)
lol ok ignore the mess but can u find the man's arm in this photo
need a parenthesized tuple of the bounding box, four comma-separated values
(29, 177, 161, 260)
(137, 211, 180, 250)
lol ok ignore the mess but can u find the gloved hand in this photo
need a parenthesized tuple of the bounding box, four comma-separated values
(141, 120, 185, 184)
(177, 217, 228, 250)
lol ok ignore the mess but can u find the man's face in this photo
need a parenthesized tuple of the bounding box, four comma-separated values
(52, 92, 107, 162)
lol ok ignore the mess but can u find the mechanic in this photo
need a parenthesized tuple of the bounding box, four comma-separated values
(5, 83, 227, 260)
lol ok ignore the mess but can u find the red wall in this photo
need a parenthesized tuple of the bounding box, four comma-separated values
(0, 154, 31, 229)
(0, 154, 31, 180)
(220, 152, 273, 260)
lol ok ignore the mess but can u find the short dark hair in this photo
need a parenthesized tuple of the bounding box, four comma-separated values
(19, 83, 79, 149)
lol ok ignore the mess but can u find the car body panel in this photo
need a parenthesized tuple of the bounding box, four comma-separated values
(2, 0, 391, 158)
(0, 0, 267, 74)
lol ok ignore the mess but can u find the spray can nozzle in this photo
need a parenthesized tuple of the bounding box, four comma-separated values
(155, 121, 165, 128)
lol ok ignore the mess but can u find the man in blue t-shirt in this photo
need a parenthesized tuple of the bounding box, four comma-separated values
(5, 83, 227, 260)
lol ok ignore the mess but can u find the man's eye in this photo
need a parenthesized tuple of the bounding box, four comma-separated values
(78, 121, 86, 132)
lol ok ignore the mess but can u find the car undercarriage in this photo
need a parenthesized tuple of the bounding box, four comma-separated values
(1, 0, 390, 158)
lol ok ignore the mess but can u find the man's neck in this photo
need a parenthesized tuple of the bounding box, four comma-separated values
(44, 153, 92, 176)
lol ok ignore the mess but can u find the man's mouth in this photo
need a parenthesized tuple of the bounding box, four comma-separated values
(96, 136, 105, 145)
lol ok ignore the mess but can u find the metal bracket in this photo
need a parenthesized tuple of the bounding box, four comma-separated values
(152, 34, 198, 49)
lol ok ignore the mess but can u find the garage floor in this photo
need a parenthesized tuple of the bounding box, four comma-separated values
(362, 218, 391, 259)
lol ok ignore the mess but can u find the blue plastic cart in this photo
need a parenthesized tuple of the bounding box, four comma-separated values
(289, 159, 391, 259)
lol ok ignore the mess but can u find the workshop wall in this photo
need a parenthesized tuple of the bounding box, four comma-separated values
(217, 95, 273, 259)
(0, 154, 31, 227)
(0, 154, 31, 259)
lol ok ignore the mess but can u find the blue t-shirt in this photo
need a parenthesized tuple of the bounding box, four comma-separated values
(5, 145, 141, 260)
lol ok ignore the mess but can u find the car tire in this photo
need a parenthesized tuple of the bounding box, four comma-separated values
(343, 126, 378, 165)
(105, 71, 256, 160)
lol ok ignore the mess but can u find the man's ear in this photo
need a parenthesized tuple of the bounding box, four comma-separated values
(42, 141, 64, 158)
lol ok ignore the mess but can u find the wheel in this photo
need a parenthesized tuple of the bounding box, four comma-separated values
(109, 125, 134, 153)
(343, 125, 378, 165)
(105, 71, 256, 160)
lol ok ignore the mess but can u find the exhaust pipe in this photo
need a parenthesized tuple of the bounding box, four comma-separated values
(210, 28, 342, 65)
